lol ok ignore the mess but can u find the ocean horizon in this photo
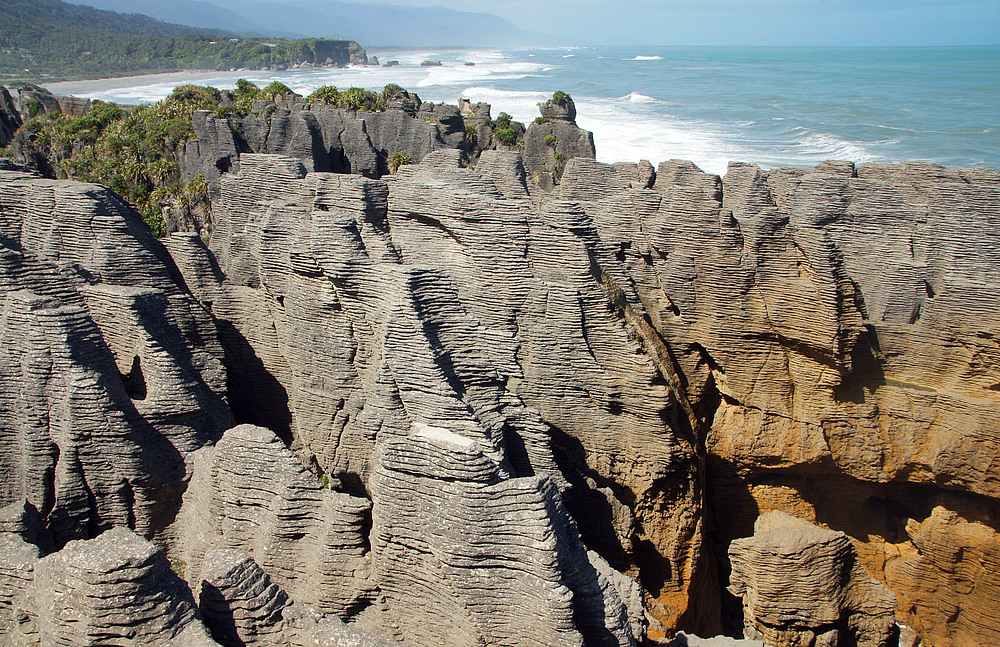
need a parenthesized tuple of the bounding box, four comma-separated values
(43, 45, 1000, 177)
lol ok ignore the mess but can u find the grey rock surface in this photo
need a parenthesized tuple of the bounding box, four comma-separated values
(184, 152, 644, 645)
(14, 527, 218, 646)
(2, 103, 1000, 647)
(0, 86, 21, 148)
(182, 95, 472, 201)
(0, 173, 231, 548)
(176, 425, 377, 625)
(728, 512, 897, 647)
(200, 548, 291, 646)
(523, 96, 595, 188)
(200, 547, 401, 647)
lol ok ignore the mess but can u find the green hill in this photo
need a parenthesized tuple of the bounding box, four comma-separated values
(0, 0, 365, 81)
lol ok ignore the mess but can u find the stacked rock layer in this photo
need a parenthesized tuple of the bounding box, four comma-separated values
(1, 117, 999, 647)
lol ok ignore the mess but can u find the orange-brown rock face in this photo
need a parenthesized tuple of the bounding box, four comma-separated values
(553, 157, 1000, 645)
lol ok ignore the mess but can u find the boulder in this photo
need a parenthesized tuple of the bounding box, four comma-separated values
(14, 527, 218, 645)
(728, 512, 896, 647)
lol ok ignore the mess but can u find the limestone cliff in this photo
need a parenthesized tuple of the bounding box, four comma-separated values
(1, 95, 999, 647)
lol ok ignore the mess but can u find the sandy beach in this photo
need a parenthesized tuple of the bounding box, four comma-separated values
(42, 70, 256, 98)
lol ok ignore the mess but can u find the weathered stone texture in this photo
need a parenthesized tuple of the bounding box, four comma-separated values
(728, 512, 896, 647)
(3, 104, 1000, 647)
(0, 173, 230, 548)
(13, 527, 218, 646)
(523, 96, 596, 188)
(176, 425, 376, 624)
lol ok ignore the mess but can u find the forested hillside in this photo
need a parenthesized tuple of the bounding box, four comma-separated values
(0, 0, 364, 81)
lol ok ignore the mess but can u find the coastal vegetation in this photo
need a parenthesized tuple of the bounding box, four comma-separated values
(490, 112, 518, 145)
(388, 151, 413, 173)
(305, 83, 411, 112)
(11, 85, 224, 235)
(0, 0, 365, 82)
(5, 80, 430, 235)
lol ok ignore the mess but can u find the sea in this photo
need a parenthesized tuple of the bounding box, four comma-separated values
(44, 46, 1000, 177)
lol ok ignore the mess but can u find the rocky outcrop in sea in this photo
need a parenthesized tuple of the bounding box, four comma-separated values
(0, 90, 998, 647)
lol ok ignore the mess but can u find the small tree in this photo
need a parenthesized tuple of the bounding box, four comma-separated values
(307, 85, 340, 105)
(381, 83, 407, 102)
(388, 151, 413, 173)
(262, 81, 296, 100)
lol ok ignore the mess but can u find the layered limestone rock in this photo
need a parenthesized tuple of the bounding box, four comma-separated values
(885, 504, 1000, 647)
(182, 94, 468, 198)
(544, 155, 1000, 644)
(3, 99, 1000, 647)
(522, 95, 596, 188)
(0, 172, 230, 548)
(728, 512, 896, 647)
(199, 548, 401, 647)
(173, 152, 644, 645)
(0, 501, 44, 634)
(12, 527, 217, 645)
(175, 424, 377, 625)
(371, 424, 636, 647)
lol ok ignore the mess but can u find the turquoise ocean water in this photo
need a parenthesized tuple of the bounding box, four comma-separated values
(46, 46, 1000, 176)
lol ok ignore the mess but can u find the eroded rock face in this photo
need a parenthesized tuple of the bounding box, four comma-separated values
(175, 424, 377, 626)
(182, 96, 468, 195)
(2, 124, 1000, 647)
(372, 424, 635, 647)
(728, 511, 896, 647)
(199, 548, 400, 647)
(182, 153, 640, 645)
(0, 172, 230, 548)
(0, 86, 21, 148)
(523, 96, 596, 187)
(13, 527, 218, 646)
(187, 150, 1000, 646)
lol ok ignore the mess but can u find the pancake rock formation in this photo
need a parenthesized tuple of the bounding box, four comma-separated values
(728, 511, 896, 647)
(1, 95, 1000, 647)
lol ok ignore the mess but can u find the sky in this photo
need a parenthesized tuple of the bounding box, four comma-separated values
(334, 0, 1000, 46)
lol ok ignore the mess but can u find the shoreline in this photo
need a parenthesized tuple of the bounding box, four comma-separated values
(41, 64, 359, 98)
(42, 70, 239, 96)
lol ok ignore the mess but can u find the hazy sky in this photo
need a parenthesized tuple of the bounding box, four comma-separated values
(339, 0, 1000, 46)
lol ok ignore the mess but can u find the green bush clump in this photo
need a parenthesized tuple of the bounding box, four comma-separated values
(336, 87, 384, 112)
(551, 90, 569, 105)
(307, 85, 340, 104)
(533, 116, 549, 125)
(544, 135, 557, 146)
(553, 152, 567, 162)
(388, 150, 413, 172)
(262, 81, 297, 100)
(16, 90, 224, 236)
(26, 99, 43, 118)
(169, 84, 222, 108)
(381, 83, 407, 102)
(492, 111, 517, 145)
(464, 123, 478, 148)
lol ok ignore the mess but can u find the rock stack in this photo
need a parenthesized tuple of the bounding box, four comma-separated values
(14, 527, 217, 645)
(728, 512, 896, 647)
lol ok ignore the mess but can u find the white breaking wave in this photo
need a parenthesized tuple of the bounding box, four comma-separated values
(793, 131, 884, 165)
(631, 55, 663, 61)
(625, 92, 657, 103)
